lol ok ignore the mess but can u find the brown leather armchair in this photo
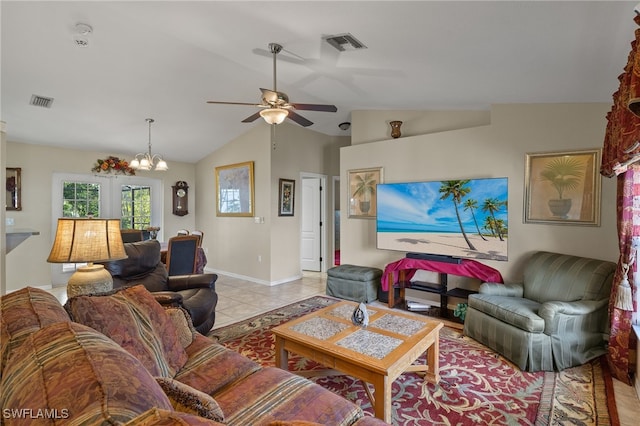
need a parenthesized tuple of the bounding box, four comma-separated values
(101, 240, 218, 334)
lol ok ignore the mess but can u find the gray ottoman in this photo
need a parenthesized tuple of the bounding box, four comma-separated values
(326, 264, 383, 303)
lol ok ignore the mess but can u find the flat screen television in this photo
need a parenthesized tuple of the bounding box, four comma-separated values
(376, 177, 508, 262)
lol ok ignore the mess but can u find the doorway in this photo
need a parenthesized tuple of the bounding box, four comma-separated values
(300, 173, 326, 272)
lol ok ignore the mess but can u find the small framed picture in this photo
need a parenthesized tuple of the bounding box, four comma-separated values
(6, 167, 21, 211)
(278, 178, 295, 216)
(348, 167, 383, 219)
(524, 149, 601, 226)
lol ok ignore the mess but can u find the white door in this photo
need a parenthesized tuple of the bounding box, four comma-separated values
(301, 177, 321, 271)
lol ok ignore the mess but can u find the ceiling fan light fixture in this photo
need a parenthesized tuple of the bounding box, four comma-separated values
(260, 108, 288, 125)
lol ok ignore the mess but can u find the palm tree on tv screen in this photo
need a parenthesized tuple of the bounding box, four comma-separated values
(482, 198, 506, 241)
(439, 180, 477, 251)
(463, 198, 488, 241)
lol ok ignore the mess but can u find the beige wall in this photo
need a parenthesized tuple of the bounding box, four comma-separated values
(1, 122, 6, 295)
(351, 110, 492, 145)
(1, 103, 619, 294)
(341, 104, 618, 294)
(195, 124, 272, 283)
(195, 122, 349, 285)
(3, 141, 196, 292)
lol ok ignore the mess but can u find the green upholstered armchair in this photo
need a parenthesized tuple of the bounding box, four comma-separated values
(463, 251, 616, 372)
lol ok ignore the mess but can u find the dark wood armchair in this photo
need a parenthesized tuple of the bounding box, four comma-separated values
(165, 235, 199, 276)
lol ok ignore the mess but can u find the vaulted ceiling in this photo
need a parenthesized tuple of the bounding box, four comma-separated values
(1, 1, 637, 163)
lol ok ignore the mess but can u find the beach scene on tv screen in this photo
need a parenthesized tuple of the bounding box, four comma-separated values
(377, 178, 508, 261)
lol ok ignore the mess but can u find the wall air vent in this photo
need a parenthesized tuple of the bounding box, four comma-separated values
(324, 33, 367, 52)
(30, 94, 54, 108)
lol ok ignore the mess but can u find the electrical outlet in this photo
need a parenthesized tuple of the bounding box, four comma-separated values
(257, 255, 262, 262)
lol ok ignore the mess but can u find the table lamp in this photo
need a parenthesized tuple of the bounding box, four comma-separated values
(47, 218, 128, 297)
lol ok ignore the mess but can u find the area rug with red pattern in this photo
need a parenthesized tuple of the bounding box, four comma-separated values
(208, 296, 618, 426)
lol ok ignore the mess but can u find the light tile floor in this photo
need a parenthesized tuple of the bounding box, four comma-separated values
(212, 271, 327, 329)
(46, 272, 639, 424)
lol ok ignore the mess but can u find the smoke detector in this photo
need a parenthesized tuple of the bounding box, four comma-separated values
(74, 23, 93, 48)
(324, 33, 367, 52)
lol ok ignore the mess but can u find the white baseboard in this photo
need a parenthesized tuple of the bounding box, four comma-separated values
(204, 267, 303, 287)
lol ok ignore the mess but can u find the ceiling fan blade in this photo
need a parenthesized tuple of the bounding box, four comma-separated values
(206, 100, 260, 106)
(287, 110, 313, 127)
(241, 111, 262, 123)
(290, 103, 337, 113)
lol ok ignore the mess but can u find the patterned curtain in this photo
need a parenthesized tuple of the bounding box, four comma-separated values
(602, 13, 640, 385)
(606, 168, 638, 385)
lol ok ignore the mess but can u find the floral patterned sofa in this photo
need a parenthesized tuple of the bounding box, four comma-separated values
(0, 286, 389, 425)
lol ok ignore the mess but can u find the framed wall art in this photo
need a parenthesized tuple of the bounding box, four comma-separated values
(348, 167, 383, 219)
(524, 149, 601, 226)
(215, 161, 254, 217)
(278, 178, 295, 216)
(6, 167, 21, 211)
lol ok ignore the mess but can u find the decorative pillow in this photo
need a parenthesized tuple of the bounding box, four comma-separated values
(165, 307, 197, 348)
(125, 408, 225, 425)
(0, 287, 70, 377)
(0, 322, 173, 425)
(65, 284, 187, 377)
(155, 377, 225, 422)
(174, 334, 261, 395)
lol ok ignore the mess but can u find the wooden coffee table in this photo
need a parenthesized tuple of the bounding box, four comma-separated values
(272, 301, 443, 423)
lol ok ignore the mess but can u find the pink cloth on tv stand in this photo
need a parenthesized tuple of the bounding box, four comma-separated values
(380, 257, 504, 291)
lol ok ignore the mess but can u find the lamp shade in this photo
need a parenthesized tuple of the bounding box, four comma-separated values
(155, 159, 169, 171)
(260, 108, 289, 125)
(47, 218, 128, 263)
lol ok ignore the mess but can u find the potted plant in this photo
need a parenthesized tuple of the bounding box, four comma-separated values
(539, 156, 583, 218)
(352, 173, 377, 214)
(453, 303, 468, 322)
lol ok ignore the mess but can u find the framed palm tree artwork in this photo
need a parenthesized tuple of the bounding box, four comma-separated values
(524, 149, 601, 226)
(348, 167, 383, 219)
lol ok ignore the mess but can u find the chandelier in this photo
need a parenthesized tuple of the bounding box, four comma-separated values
(130, 118, 168, 171)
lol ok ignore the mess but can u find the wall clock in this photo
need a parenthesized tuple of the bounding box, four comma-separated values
(172, 181, 189, 216)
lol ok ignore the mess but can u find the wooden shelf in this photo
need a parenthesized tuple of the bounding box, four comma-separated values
(446, 288, 477, 298)
(387, 266, 477, 320)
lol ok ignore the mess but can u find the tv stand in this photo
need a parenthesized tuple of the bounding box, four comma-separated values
(382, 256, 503, 320)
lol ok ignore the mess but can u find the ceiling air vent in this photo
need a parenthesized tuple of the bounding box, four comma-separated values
(324, 33, 367, 52)
(30, 94, 54, 108)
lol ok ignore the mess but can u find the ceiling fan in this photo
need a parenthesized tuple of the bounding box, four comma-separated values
(207, 43, 337, 127)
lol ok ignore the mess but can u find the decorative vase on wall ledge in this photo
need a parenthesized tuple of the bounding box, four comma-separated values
(389, 121, 403, 138)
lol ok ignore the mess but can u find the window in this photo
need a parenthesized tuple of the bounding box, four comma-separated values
(62, 182, 101, 218)
(51, 173, 163, 285)
(121, 185, 151, 229)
